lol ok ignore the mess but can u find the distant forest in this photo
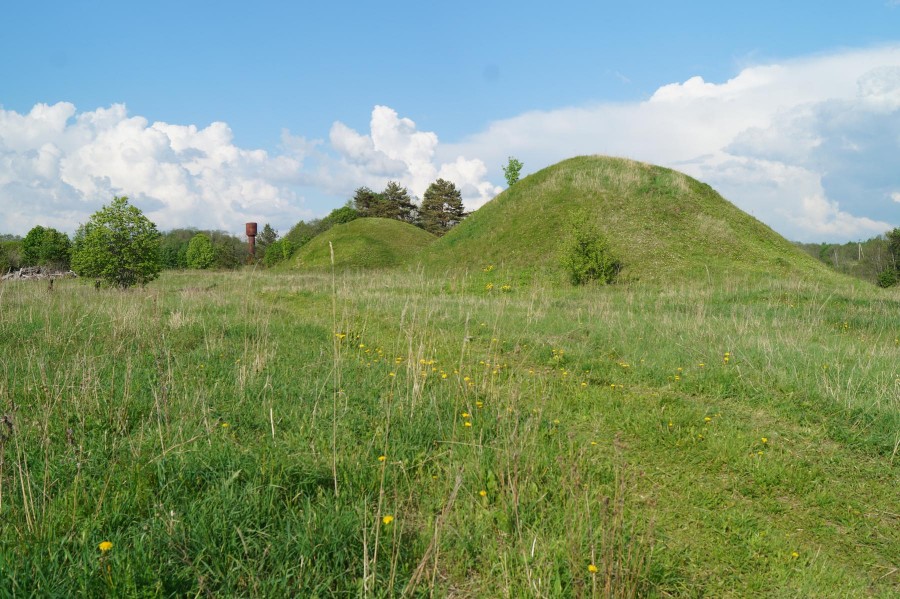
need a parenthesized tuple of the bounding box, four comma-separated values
(794, 232, 897, 286)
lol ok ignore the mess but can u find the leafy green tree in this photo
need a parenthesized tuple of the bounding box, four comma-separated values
(22, 225, 71, 269)
(212, 234, 248, 269)
(561, 212, 621, 285)
(420, 179, 465, 235)
(322, 204, 359, 227)
(503, 156, 524, 186)
(0, 240, 23, 274)
(71, 196, 161, 289)
(262, 238, 295, 266)
(186, 233, 216, 269)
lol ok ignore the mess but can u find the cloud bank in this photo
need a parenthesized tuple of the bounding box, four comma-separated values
(441, 45, 900, 241)
(1, 45, 899, 241)
(0, 103, 500, 236)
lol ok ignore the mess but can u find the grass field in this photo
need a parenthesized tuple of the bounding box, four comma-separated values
(0, 265, 897, 597)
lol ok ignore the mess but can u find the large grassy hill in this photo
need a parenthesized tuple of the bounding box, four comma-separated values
(289, 217, 435, 270)
(427, 155, 832, 282)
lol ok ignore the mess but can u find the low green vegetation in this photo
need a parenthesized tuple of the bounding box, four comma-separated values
(0, 267, 897, 596)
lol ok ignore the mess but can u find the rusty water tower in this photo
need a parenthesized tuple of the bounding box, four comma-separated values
(246, 222, 258, 261)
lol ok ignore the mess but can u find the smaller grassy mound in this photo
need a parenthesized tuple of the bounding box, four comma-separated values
(290, 218, 435, 270)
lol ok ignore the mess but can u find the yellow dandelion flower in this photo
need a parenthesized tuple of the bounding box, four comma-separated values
(388, 372, 396, 377)
(761, 437, 768, 444)
(461, 412, 469, 418)
(704, 416, 711, 422)
(590, 441, 598, 446)
(98, 541, 113, 552)
(382, 515, 394, 525)
(475, 401, 483, 408)
(479, 490, 487, 497)
(588, 564, 598, 574)
(221, 422, 229, 428)
(378, 455, 386, 462)
(791, 551, 799, 559)
(464, 421, 472, 427)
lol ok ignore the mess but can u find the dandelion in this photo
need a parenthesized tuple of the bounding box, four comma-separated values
(475, 401, 483, 408)
(382, 515, 394, 525)
(441, 372, 448, 379)
(221, 422, 229, 428)
(698, 362, 705, 367)
(388, 372, 396, 377)
(588, 564, 598, 574)
(590, 441, 598, 446)
(485, 282, 494, 291)
(704, 416, 711, 423)
(461, 412, 469, 418)
(761, 437, 768, 444)
(98, 541, 113, 552)
(464, 421, 472, 427)
(378, 455, 386, 462)
(791, 551, 799, 559)
(500, 284, 512, 292)
(668, 421, 673, 428)
(334, 333, 346, 340)
(479, 490, 487, 497)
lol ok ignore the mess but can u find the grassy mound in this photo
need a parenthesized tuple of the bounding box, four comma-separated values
(290, 217, 435, 270)
(427, 155, 832, 282)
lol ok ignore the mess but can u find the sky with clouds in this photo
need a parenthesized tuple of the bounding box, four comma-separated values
(1, 1, 899, 241)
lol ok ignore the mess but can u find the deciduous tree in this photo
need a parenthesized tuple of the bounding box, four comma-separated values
(70, 196, 161, 289)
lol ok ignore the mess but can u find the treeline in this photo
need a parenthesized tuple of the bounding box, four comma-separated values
(795, 228, 900, 287)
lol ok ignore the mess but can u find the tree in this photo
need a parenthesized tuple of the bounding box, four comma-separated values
(352, 187, 382, 217)
(380, 181, 417, 223)
(420, 179, 465, 235)
(70, 196, 161, 289)
(186, 233, 216, 269)
(22, 225, 71, 269)
(503, 156, 524, 186)
(257, 223, 278, 258)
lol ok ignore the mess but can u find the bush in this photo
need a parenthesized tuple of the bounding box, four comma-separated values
(0, 240, 22, 275)
(186, 233, 216, 269)
(262, 239, 295, 267)
(876, 268, 898, 288)
(71, 196, 161, 289)
(561, 213, 622, 285)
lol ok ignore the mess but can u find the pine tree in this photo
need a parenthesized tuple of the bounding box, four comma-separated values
(380, 181, 417, 223)
(420, 179, 465, 235)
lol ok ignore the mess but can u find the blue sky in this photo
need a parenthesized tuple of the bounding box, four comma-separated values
(1, 1, 899, 241)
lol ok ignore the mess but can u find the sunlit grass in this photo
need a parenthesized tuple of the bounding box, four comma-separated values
(0, 268, 897, 596)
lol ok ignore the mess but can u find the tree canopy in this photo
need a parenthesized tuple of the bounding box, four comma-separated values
(22, 225, 71, 269)
(71, 196, 161, 289)
(420, 179, 465, 236)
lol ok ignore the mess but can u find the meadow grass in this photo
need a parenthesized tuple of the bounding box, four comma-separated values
(0, 267, 897, 597)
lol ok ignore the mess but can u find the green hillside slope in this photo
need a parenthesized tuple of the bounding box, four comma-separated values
(427, 156, 833, 282)
(290, 217, 435, 270)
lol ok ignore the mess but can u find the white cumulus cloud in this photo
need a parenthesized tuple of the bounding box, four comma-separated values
(441, 45, 900, 241)
(0, 102, 502, 236)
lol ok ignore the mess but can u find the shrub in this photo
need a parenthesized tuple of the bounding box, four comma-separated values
(876, 268, 898, 288)
(22, 226, 71, 269)
(262, 239, 295, 267)
(561, 213, 622, 285)
(186, 233, 215, 269)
